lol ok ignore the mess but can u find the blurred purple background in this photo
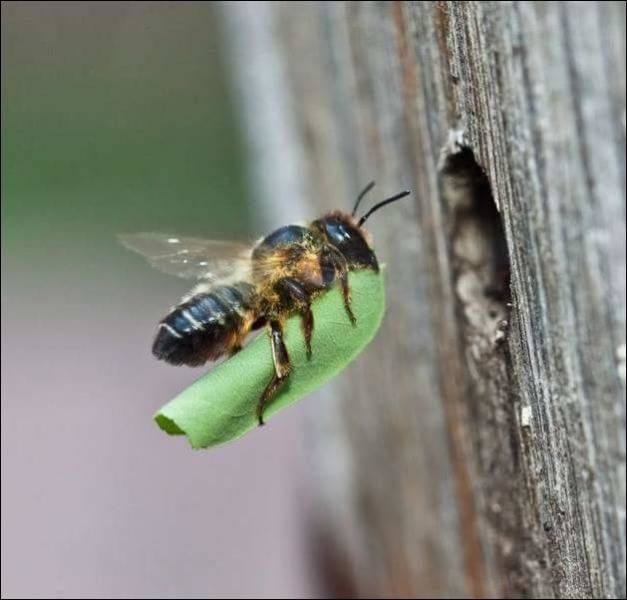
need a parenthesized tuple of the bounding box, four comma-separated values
(1, 3, 320, 597)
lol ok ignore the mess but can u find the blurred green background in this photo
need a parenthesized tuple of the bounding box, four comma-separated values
(2, 2, 251, 268)
(2, 3, 316, 598)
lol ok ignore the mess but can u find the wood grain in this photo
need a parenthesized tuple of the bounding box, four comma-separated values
(224, 2, 626, 597)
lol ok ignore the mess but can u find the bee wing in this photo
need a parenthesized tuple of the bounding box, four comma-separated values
(118, 232, 252, 281)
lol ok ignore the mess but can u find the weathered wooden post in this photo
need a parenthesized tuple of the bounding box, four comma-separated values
(224, 2, 626, 597)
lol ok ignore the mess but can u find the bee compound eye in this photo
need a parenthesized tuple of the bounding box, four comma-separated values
(324, 220, 351, 244)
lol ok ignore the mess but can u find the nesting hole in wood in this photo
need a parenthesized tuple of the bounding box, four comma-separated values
(439, 146, 511, 343)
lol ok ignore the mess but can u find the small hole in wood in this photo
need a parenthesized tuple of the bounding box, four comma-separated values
(439, 144, 511, 341)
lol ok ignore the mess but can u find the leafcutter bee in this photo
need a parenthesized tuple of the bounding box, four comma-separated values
(120, 183, 409, 425)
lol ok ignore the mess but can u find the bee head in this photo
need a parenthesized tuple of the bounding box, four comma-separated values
(313, 185, 411, 270)
(313, 212, 378, 270)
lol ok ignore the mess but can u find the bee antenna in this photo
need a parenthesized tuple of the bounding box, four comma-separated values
(351, 181, 376, 216)
(358, 190, 411, 226)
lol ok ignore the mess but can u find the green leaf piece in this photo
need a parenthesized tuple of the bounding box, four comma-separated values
(154, 269, 385, 448)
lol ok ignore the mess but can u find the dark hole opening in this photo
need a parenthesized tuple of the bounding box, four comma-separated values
(440, 146, 511, 330)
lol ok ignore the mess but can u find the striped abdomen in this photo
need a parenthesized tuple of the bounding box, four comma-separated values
(153, 284, 256, 367)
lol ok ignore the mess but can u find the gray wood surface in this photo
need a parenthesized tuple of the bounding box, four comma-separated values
(224, 2, 626, 598)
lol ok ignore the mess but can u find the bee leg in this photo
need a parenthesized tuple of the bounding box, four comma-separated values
(275, 278, 314, 360)
(321, 247, 356, 326)
(338, 269, 356, 326)
(257, 319, 291, 426)
(301, 307, 314, 360)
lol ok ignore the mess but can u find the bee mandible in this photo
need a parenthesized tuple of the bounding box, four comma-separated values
(120, 183, 410, 426)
